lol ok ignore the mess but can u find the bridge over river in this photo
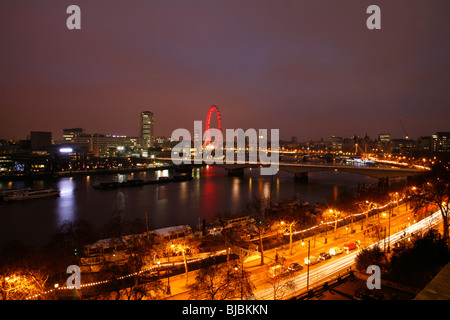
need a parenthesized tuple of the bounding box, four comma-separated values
(155, 157, 426, 181)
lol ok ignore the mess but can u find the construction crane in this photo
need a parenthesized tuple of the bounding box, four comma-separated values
(399, 117, 409, 140)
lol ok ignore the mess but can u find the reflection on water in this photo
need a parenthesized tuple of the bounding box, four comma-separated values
(56, 178, 76, 224)
(157, 185, 167, 201)
(0, 166, 379, 247)
(333, 185, 338, 201)
(116, 191, 126, 212)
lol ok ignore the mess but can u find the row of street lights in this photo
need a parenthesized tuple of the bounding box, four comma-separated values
(291, 190, 414, 292)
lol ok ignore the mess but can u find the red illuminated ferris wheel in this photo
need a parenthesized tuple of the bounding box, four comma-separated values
(204, 105, 222, 149)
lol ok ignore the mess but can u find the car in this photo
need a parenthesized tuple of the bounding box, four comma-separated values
(287, 262, 304, 272)
(304, 256, 320, 265)
(319, 252, 331, 260)
(343, 241, 360, 252)
(268, 265, 288, 278)
(329, 246, 343, 256)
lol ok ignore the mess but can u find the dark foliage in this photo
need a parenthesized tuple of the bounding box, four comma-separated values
(355, 244, 385, 273)
(386, 229, 450, 288)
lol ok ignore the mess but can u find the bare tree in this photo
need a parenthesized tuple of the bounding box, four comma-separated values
(217, 218, 232, 261)
(274, 211, 299, 255)
(119, 273, 165, 300)
(324, 208, 343, 240)
(0, 241, 53, 300)
(1, 271, 49, 300)
(263, 265, 296, 300)
(170, 234, 200, 286)
(412, 163, 450, 241)
(247, 194, 272, 265)
(189, 264, 254, 300)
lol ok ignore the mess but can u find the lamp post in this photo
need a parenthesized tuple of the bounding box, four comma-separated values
(157, 260, 161, 277)
(328, 209, 340, 240)
(302, 239, 311, 291)
(350, 211, 354, 234)
(363, 200, 375, 229)
(395, 192, 400, 216)
(279, 221, 284, 245)
(387, 201, 392, 253)
(234, 257, 245, 300)
(166, 243, 175, 295)
(365, 200, 370, 226)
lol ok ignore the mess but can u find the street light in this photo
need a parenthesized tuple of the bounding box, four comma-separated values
(166, 243, 175, 295)
(395, 192, 400, 216)
(387, 196, 393, 253)
(320, 221, 328, 244)
(234, 258, 245, 300)
(363, 200, 371, 229)
(302, 239, 311, 291)
(156, 260, 161, 277)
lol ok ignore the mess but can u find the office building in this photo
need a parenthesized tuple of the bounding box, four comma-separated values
(330, 136, 343, 151)
(63, 128, 84, 142)
(73, 134, 139, 157)
(141, 111, 154, 149)
(432, 132, 450, 152)
(378, 133, 391, 143)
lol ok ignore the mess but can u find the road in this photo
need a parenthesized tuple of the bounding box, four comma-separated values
(252, 208, 443, 300)
(163, 201, 443, 300)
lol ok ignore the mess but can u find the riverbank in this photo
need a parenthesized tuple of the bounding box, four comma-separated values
(0, 164, 189, 181)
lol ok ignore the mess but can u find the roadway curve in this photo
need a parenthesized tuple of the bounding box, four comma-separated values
(251, 209, 443, 300)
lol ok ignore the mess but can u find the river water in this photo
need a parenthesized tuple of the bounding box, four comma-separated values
(0, 166, 378, 247)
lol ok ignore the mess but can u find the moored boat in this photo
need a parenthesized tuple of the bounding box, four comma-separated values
(0, 188, 31, 201)
(93, 179, 144, 190)
(93, 175, 194, 190)
(2, 188, 60, 201)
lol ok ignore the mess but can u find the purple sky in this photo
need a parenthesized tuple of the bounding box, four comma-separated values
(0, 0, 449, 142)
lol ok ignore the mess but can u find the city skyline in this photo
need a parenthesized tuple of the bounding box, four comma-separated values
(1, 109, 446, 144)
(1, 1, 449, 141)
(1, 1, 450, 304)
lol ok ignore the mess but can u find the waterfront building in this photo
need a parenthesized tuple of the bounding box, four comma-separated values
(73, 134, 139, 157)
(63, 128, 84, 142)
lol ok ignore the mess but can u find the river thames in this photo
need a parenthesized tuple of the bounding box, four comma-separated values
(0, 166, 379, 247)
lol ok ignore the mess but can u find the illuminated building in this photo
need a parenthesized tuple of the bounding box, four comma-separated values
(73, 134, 139, 157)
(432, 132, 450, 153)
(378, 133, 391, 143)
(63, 128, 84, 142)
(330, 136, 343, 151)
(141, 111, 154, 150)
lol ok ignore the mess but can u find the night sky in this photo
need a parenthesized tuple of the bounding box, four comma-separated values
(0, 0, 449, 142)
